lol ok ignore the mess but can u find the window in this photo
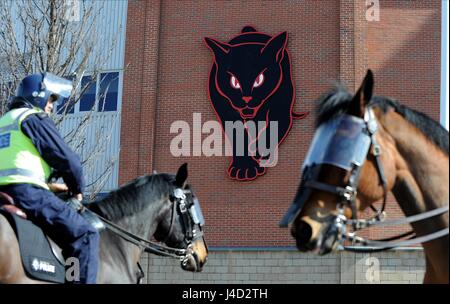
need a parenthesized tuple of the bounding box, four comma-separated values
(56, 96, 75, 114)
(60, 71, 121, 114)
(98, 72, 119, 112)
(79, 75, 96, 112)
(57, 76, 75, 114)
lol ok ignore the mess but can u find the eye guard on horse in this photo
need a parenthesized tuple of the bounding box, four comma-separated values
(280, 108, 449, 252)
(164, 188, 206, 247)
(157, 187, 208, 269)
(280, 110, 376, 229)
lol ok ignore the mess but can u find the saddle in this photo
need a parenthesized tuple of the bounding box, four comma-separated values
(0, 191, 105, 283)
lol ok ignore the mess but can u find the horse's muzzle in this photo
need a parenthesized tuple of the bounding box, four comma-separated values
(316, 216, 343, 255)
(181, 252, 204, 272)
(292, 220, 317, 252)
(292, 216, 343, 255)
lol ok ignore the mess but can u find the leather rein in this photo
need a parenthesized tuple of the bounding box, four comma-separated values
(304, 108, 449, 253)
(95, 188, 202, 260)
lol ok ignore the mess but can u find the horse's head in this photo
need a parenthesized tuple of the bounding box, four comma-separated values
(153, 163, 208, 272)
(281, 70, 398, 254)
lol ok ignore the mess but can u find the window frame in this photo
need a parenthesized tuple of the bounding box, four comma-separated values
(97, 71, 120, 112)
(55, 70, 122, 115)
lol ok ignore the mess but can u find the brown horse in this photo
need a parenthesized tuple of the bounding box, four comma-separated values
(0, 163, 208, 283)
(281, 70, 448, 284)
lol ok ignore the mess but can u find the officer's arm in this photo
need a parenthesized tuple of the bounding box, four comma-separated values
(20, 113, 85, 195)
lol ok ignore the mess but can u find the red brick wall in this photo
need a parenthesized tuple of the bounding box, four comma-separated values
(365, 0, 441, 239)
(120, 0, 442, 246)
(120, 0, 162, 183)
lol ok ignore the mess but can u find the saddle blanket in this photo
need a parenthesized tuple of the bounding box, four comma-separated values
(0, 209, 65, 283)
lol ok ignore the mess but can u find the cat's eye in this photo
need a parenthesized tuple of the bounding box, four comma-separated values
(230, 75, 241, 89)
(253, 73, 264, 88)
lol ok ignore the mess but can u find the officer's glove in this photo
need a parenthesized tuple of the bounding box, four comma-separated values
(48, 183, 69, 193)
(66, 197, 85, 213)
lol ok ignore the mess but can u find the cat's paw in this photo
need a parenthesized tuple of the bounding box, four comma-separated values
(248, 145, 272, 163)
(228, 157, 266, 180)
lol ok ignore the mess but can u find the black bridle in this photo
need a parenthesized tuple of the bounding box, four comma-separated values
(162, 188, 207, 262)
(281, 107, 449, 253)
(96, 187, 206, 266)
(304, 107, 389, 230)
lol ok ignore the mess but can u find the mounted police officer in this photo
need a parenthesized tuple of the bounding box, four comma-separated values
(0, 72, 99, 284)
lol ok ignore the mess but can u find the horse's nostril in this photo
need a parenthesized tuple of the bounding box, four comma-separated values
(296, 220, 313, 245)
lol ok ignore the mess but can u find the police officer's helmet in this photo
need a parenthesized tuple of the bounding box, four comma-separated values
(15, 72, 73, 111)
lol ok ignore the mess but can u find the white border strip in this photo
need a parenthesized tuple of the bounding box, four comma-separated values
(441, 0, 449, 130)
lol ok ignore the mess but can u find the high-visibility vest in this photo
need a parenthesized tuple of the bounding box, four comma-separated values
(0, 107, 51, 190)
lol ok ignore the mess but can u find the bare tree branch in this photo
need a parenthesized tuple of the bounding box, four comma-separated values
(0, 0, 123, 196)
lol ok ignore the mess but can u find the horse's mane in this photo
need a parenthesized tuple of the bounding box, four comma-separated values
(90, 173, 175, 221)
(316, 86, 449, 155)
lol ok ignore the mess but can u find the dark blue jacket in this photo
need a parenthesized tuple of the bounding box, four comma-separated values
(9, 100, 85, 195)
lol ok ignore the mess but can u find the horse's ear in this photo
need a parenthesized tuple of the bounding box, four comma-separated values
(175, 163, 188, 188)
(349, 69, 374, 117)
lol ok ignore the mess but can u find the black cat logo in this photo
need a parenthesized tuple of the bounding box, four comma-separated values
(205, 26, 308, 181)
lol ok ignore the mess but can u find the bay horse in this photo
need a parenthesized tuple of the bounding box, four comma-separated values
(0, 163, 208, 283)
(280, 70, 448, 283)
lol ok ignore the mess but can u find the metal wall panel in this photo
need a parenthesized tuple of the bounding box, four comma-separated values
(57, 112, 121, 193)
(86, 0, 128, 71)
